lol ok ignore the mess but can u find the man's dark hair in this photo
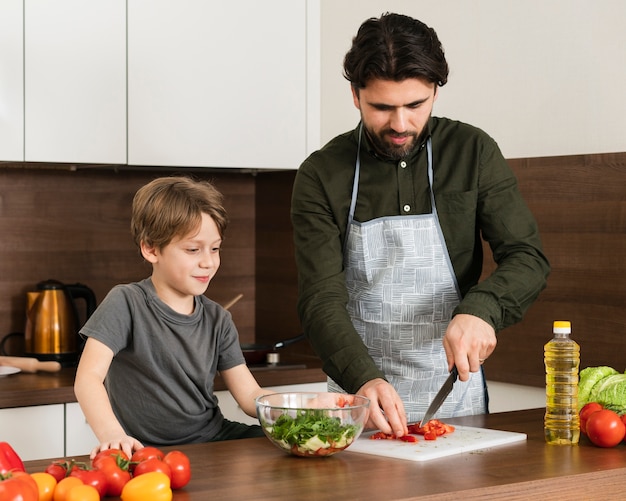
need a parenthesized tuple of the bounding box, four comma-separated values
(343, 12, 449, 90)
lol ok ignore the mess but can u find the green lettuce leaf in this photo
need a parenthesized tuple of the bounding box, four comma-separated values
(590, 374, 626, 414)
(578, 366, 619, 409)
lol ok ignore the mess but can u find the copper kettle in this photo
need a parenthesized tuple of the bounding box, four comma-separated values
(24, 279, 97, 366)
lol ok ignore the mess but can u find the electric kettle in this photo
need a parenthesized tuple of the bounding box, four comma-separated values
(24, 279, 97, 366)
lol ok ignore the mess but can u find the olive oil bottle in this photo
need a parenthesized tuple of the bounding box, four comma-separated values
(544, 320, 580, 445)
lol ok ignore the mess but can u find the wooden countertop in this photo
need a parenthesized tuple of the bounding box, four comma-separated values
(0, 355, 326, 409)
(22, 408, 626, 500)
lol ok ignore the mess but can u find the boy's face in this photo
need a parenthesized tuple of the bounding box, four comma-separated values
(141, 212, 222, 314)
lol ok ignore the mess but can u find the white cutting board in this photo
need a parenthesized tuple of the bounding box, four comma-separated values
(348, 426, 527, 462)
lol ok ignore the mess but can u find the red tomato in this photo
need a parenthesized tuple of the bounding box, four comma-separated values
(163, 451, 191, 489)
(92, 448, 129, 463)
(45, 461, 78, 482)
(130, 446, 165, 473)
(585, 409, 626, 447)
(408, 419, 455, 440)
(579, 402, 603, 435)
(133, 457, 172, 479)
(70, 468, 108, 498)
(91, 455, 131, 496)
(0, 471, 39, 501)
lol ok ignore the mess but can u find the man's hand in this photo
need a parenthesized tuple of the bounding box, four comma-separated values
(357, 378, 408, 437)
(443, 314, 496, 382)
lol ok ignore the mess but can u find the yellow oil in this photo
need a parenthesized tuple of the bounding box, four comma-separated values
(544, 322, 580, 445)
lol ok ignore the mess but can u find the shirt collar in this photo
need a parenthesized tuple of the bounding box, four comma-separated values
(353, 119, 432, 163)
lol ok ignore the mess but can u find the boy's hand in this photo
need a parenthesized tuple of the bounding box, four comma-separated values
(90, 435, 144, 459)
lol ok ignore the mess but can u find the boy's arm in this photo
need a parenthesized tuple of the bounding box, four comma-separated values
(220, 364, 266, 417)
(74, 337, 143, 458)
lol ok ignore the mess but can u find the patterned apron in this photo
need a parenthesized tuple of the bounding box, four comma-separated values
(328, 127, 486, 423)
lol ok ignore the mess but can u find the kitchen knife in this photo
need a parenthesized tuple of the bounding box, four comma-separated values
(420, 366, 458, 425)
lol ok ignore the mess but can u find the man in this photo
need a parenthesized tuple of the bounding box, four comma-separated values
(291, 13, 550, 437)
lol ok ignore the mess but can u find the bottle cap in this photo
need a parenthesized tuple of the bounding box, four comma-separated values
(553, 320, 571, 334)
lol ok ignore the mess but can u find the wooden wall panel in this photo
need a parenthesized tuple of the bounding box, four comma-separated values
(0, 166, 256, 352)
(482, 153, 626, 386)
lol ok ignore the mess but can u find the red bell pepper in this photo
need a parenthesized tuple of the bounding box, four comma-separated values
(0, 443, 25, 474)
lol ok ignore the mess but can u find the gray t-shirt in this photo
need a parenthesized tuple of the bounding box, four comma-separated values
(80, 278, 246, 445)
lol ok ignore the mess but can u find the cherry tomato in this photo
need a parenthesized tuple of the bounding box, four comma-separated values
(163, 451, 191, 489)
(0, 471, 39, 501)
(45, 461, 78, 482)
(65, 484, 100, 501)
(53, 476, 84, 501)
(31, 471, 58, 501)
(134, 457, 172, 479)
(585, 409, 626, 447)
(130, 446, 165, 474)
(579, 402, 603, 435)
(70, 468, 108, 498)
(92, 455, 131, 496)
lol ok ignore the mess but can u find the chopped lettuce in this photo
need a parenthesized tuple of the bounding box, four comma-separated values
(578, 366, 619, 410)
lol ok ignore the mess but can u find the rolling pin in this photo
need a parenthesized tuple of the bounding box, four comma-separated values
(0, 356, 62, 373)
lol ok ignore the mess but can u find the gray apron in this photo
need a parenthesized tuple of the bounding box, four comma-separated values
(328, 127, 486, 423)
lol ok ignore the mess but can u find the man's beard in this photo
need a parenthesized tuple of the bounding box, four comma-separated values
(363, 122, 428, 161)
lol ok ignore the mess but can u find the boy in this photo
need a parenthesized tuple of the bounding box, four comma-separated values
(75, 176, 267, 458)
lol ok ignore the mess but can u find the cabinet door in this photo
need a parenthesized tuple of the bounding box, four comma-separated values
(0, 404, 64, 461)
(65, 402, 99, 457)
(128, 0, 308, 169)
(0, 0, 24, 161)
(24, 0, 126, 164)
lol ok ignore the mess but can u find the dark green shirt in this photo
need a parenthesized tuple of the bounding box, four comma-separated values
(291, 117, 550, 393)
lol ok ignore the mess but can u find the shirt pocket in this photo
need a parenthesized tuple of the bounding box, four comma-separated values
(435, 189, 478, 252)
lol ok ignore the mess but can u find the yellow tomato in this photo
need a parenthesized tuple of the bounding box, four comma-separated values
(30, 472, 58, 501)
(65, 484, 100, 501)
(53, 476, 83, 501)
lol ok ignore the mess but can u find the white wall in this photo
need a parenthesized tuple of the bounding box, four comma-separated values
(319, 0, 626, 159)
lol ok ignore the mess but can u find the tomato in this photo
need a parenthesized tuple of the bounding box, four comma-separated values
(69, 468, 108, 498)
(585, 409, 626, 447)
(53, 476, 83, 501)
(65, 484, 100, 501)
(408, 419, 455, 440)
(134, 457, 172, 479)
(92, 448, 129, 464)
(0, 471, 39, 501)
(162, 451, 191, 489)
(45, 461, 78, 482)
(131, 446, 164, 464)
(30, 472, 58, 501)
(579, 402, 603, 435)
(120, 471, 172, 501)
(92, 455, 131, 497)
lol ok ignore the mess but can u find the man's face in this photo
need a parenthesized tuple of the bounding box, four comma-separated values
(352, 78, 438, 160)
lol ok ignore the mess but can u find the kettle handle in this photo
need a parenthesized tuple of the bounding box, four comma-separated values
(66, 283, 97, 320)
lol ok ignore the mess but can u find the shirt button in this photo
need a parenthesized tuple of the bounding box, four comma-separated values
(400, 161, 407, 168)
(403, 204, 411, 212)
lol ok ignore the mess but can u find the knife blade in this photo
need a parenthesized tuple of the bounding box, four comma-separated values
(420, 366, 458, 425)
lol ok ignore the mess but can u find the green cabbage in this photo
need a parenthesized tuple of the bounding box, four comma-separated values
(578, 366, 619, 410)
(589, 374, 626, 414)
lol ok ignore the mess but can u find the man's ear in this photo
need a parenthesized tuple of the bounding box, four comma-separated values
(351, 85, 360, 110)
(140, 241, 159, 264)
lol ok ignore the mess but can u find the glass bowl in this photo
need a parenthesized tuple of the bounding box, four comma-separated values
(255, 392, 370, 457)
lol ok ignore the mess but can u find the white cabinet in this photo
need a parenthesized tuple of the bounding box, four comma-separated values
(65, 402, 99, 458)
(24, 0, 126, 164)
(0, 404, 65, 461)
(0, 0, 24, 161)
(216, 381, 327, 425)
(128, 0, 318, 169)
